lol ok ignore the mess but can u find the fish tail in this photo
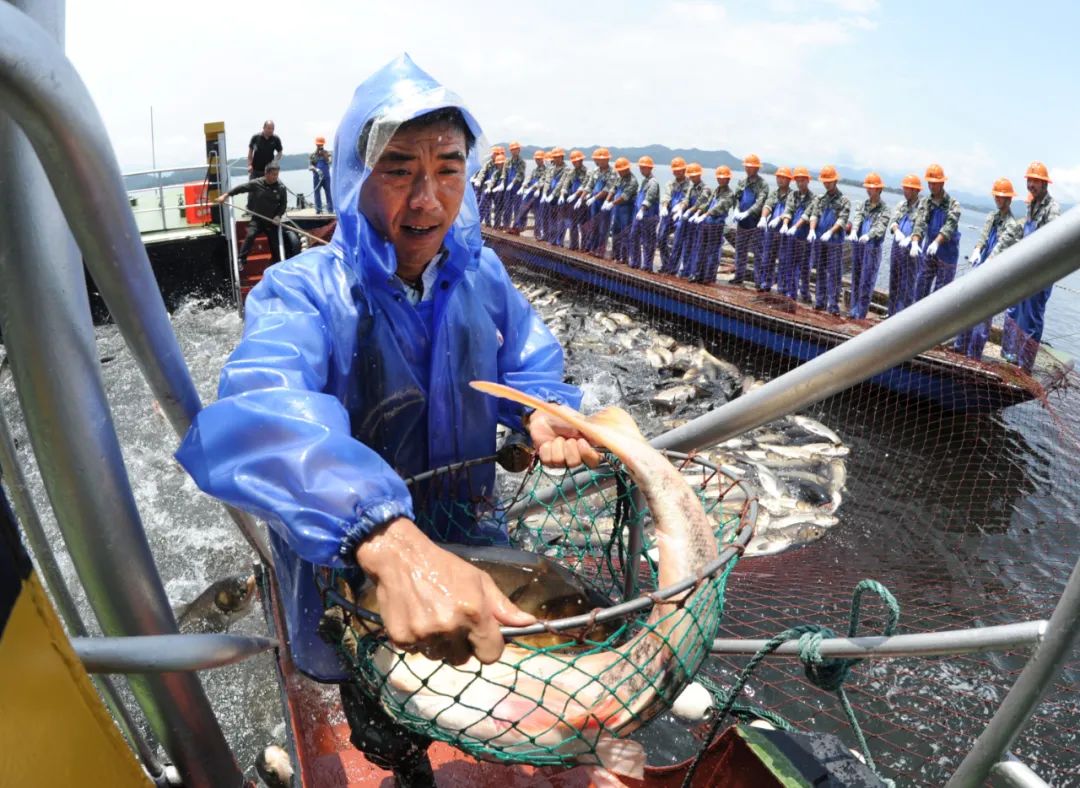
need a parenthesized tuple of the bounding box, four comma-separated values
(469, 381, 645, 460)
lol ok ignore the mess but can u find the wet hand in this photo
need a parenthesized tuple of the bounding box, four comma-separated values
(355, 518, 535, 665)
(527, 410, 602, 469)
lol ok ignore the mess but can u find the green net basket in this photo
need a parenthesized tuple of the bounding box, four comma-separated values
(318, 451, 755, 769)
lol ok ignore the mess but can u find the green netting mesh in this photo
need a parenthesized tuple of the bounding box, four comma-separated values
(317, 452, 752, 768)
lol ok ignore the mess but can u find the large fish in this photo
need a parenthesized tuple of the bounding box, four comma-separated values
(371, 381, 721, 780)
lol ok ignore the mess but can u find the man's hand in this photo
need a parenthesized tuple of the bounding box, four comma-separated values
(527, 410, 602, 469)
(355, 518, 535, 665)
(215, 194, 228, 205)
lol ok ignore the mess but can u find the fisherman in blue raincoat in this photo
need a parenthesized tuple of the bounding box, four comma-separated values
(176, 55, 599, 785)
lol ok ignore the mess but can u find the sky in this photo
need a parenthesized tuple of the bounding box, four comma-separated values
(63, 0, 1080, 201)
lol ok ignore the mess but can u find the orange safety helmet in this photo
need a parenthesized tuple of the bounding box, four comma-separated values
(494, 153, 506, 164)
(614, 156, 631, 172)
(569, 149, 585, 163)
(901, 174, 922, 191)
(924, 163, 947, 183)
(509, 140, 521, 151)
(1025, 161, 1052, 183)
(775, 166, 793, 180)
(492, 145, 506, 155)
(819, 165, 839, 183)
(592, 147, 611, 161)
(638, 155, 654, 168)
(743, 153, 761, 168)
(863, 172, 884, 189)
(671, 156, 687, 171)
(542, 151, 554, 160)
(715, 165, 732, 179)
(991, 177, 1017, 198)
(793, 166, 811, 180)
(686, 162, 703, 177)
(533, 149, 545, 161)
(549, 147, 565, 158)
(315, 136, 326, 145)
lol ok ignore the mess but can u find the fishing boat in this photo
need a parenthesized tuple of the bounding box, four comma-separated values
(3, 4, 1080, 787)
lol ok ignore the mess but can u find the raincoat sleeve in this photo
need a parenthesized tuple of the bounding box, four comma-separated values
(175, 260, 415, 569)
(485, 250, 582, 431)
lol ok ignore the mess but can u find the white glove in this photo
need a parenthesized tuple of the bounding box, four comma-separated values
(557, 195, 565, 205)
(781, 224, 791, 236)
(586, 195, 597, 207)
(899, 234, 911, 249)
(769, 216, 782, 229)
(757, 216, 768, 228)
(909, 242, 921, 258)
(660, 206, 669, 218)
(635, 208, 644, 221)
(821, 229, 833, 242)
(847, 231, 858, 242)
(696, 213, 707, 224)
(860, 233, 870, 242)
(493, 184, 505, 193)
(602, 201, 614, 212)
(927, 240, 940, 257)
(892, 228, 904, 245)
(672, 209, 683, 222)
(969, 247, 982, 264)
(483, 185, 493, 194)
(807, 228, 818, 243)
(573, 197, 584, 210)
(733, 210, 745, 221)
(516, 186, 527, 196)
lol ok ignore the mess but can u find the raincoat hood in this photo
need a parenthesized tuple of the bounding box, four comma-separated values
(331, 54, 487, 279)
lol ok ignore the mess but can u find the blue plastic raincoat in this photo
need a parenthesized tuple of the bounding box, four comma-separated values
(176, 55, 581, 681)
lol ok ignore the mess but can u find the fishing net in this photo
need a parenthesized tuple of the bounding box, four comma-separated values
(317, 452, 754, 768)
(480, 203, 1080, 786)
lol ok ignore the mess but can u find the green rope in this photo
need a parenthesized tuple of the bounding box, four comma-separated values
(681, 579, 900, 788)
(695, 675, 795, 732)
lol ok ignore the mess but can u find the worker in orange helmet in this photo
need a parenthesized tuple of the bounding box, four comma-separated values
(477, 149, 506, 226)
(1002, 162, 1062, 370)
(607, 157, 640, 262)
(846, 173, 890, 319)
(956, 178, 1023, 361)
(670, 163, 710, 279)
(583, 148, 616, 256)
(472, 144, 504, 200)
(628, 155, 660, 270)
(777, 166, 815, 302)
(886, 174, 924, 315)
(495, 141, 526, 229)
(559, 150, 591, 250)
(538, 147, 566, 243)
(755, 166, 793, 292)
(309, 136, 334, 213)
(806, 164, 851, 315)
(682, 166, 736, 284)
(657, 156, 693, 273)
(731, 153, 770, 285)
(510, 149, 548, 234)
(910, 163, 963, 303)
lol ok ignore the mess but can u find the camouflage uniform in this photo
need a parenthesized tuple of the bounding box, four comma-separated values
(777, 189, 816, 301)
(496, 154, 527, 228)
(559, 164, 591, 250)
(656, 176, 694, 273)
(585, 166, 618, 255)
(755, 187, 790, 291)
(731, 174, 770, 284)
(629, 173, 661, 270)
(808, 189, 851, 314)
(912, 191, 963, 302)
(682, 184, 735, 283)
(610, 172, 640, 262)
(513, 162, 546, 231)
(847, 199, 891, 319)
(1003, 191, 1062, 369)
(957, 207, 1023, 360)
(887, 196, 923, 315)
(539, 162, 567, 243)
(672, 181, 713, 279)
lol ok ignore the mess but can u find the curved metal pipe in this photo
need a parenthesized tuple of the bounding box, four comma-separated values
(0, 2, 270, 567)
(75, 634, 279, 674)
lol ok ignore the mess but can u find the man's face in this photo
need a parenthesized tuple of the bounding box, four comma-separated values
(263, 122, 274, 137)
(717, 177, 730, 188)
(597, 160, 609, 171)
(265, 168, 280, 183)
(903, 186, 920, 202)
(796, 177, 810, 193)
(359, 121, 467, 271)
(1027, 178, 1047, 201)
(929, 182, 944, 198)
(673, 169, 686, 181)
(995, 195, 1012, 212)
(776, 176, 790, 190)
(639, 165, 653, 178)
(690, 173, 701, 184)
(867, 187, 882, 202)
(825, 182, 838, 194)
(745, 166, 759, 179)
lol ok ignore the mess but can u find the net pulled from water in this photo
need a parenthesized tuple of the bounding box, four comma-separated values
(317, 452, 754, 769)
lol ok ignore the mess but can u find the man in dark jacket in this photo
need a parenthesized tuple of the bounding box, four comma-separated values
(217, 160, 289, 267)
